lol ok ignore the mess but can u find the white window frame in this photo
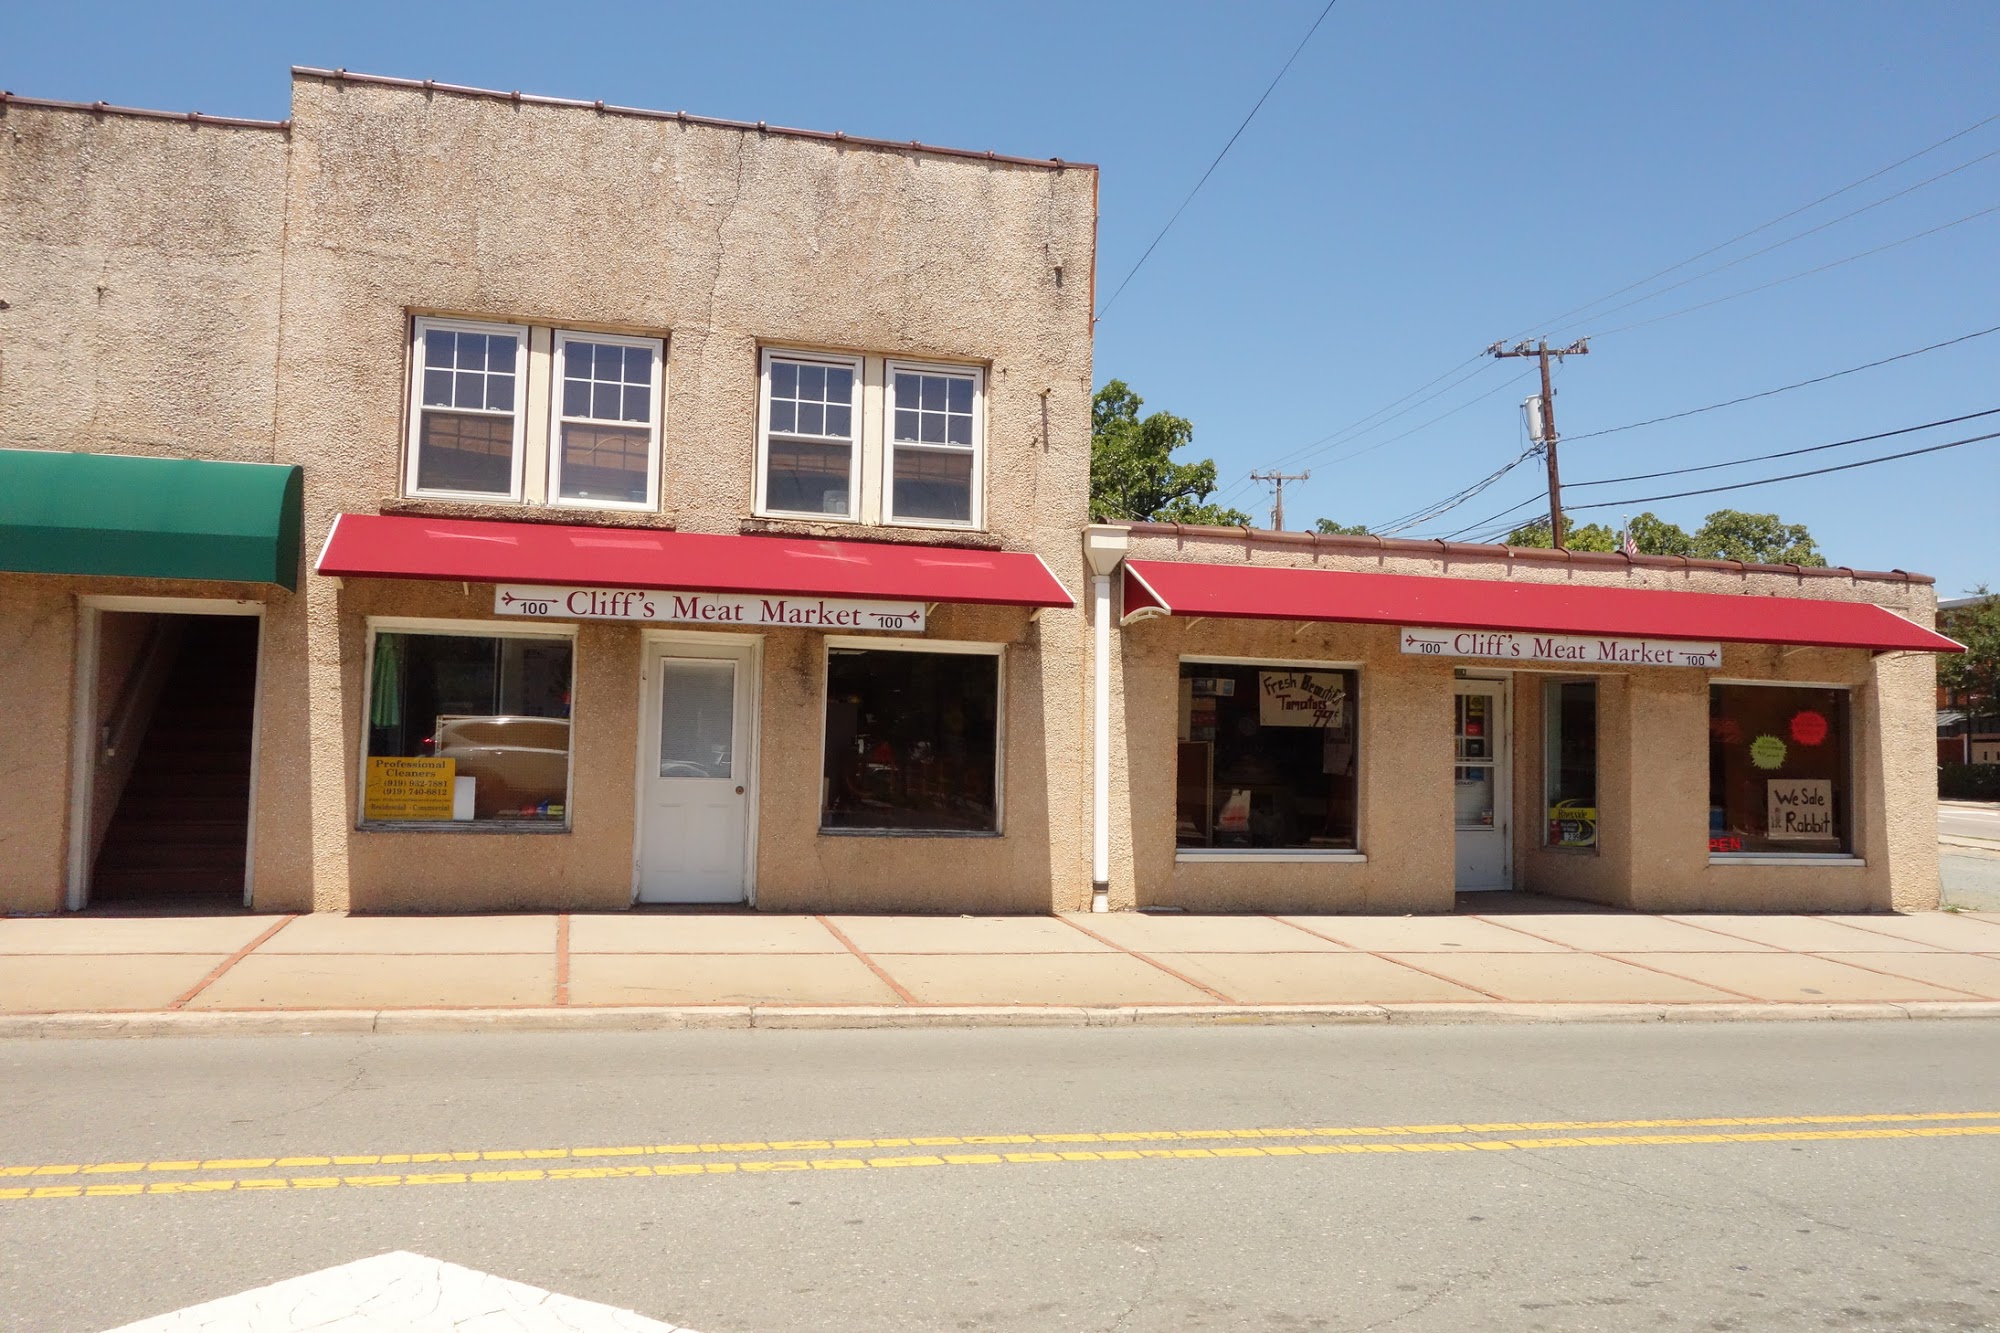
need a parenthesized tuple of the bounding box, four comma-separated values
(817, 636, 1006, 837)
(756, 348, 865, 522)
(1174, 655, 1367, 864)
(1704, 679, 1860, 864)
(405, 316, 531, 502)
(356, 617, 579, 833)
(882, 358, 985, 530)
(547, 330, 666, 512)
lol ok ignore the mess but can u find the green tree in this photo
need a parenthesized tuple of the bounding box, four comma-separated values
(1503, 508, 1825, 563)
(1503, 516, 1621, 552)
(1089, 380, 1251, 526)
(1688, 509, 1826, 566)
(1940, 587, 2000, 725)
(1628, 511, 1695, 556)
(1313, 519, 1370, 536)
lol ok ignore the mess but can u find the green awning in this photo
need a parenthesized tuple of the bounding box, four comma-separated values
(0, 450, 305, 591)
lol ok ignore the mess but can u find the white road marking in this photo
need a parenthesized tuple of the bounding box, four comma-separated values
(104, 1250, 700, 1331)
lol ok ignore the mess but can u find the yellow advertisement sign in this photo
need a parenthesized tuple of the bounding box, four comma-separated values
(364, 756, 456, 821)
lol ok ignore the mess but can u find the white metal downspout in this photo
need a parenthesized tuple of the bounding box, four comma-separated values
(1080, 525, 1130, 913)
(1092, 571, 1111, 912)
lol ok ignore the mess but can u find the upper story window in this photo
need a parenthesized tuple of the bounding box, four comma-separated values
(754, 348, 986, 530)
(758, 351, 861, 519)
(551, 332, 663, 509)
(886, 361, 982, 527)
(409, 320, 527, 499)
(405, 316, 665, 511)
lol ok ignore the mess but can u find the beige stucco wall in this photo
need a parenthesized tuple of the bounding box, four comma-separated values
(271, 74, 1095, 912)
(2, 77, 1095, 914)
(0, 102, 297, 914)
(1107, 529, 1942, 914)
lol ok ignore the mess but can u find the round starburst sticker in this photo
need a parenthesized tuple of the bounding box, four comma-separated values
(1749, 734, 1788, 770)
(1790, 710, 1829, 746)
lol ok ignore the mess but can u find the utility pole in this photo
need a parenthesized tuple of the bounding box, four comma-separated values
(1248, 469, 1309, 531)
(1487, 337, 1589, 549)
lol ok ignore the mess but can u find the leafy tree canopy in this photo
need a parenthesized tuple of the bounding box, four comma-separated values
(1090, 380, 1251, 526)
(1313, 519, 1370, 536)
(1940, 587, 2000, 711)
(1504, 508, 1827, 565)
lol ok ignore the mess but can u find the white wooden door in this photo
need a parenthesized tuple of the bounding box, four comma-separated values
(637, 642, 756, 904)
(1452, 681, 1511, 892)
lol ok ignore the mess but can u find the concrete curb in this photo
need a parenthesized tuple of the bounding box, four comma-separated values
(3, 1000, 2000, 1038)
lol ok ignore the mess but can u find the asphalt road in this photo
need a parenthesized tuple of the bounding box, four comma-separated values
(4, 1023, 1999, 1332)
(1938, 803, 2000, 844)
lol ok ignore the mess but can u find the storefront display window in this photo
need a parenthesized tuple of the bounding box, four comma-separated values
(362, 629, 574, 827)
(1176, 661, 1358, 852)
(1544, 680, 1598, 848)
(1708, 684, 1850, 855)
(822, 646, 1000, 832)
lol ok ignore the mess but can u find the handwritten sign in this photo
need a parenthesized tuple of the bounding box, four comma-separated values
(364, 756, 456, 821)
(1400, 627, 1721, 668)
(496, 585, 924, 632)
(1766, 779, 1835, 840)
(1258, 671, 1348, 728)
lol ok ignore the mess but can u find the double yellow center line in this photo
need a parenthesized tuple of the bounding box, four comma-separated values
(5, 1110, 1996, 1203)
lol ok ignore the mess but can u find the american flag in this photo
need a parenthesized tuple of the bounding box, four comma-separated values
(1620, 519, 1639, 558)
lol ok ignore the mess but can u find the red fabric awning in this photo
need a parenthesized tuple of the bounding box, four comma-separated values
(1122, 559, 1961, 653)
(316, 514, 1073, 607)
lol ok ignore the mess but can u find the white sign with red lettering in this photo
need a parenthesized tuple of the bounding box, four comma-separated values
(1399, 626, 1721, 668)
(496, 584, 925, 632)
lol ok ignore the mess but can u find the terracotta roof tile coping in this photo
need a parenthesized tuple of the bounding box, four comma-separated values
(291, 67, 1095, 173)
(1115, 520, 1934, 586)
(0, 91, 289, 132)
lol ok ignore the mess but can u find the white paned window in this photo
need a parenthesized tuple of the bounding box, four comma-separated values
(550, 332, 664, 509)
(884, 361, 982, 527)
(758, 351, 861, 519)
(407, 318, 528, 499)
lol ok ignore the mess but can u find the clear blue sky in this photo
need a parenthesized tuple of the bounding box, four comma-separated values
(6, 2, 1995, 591)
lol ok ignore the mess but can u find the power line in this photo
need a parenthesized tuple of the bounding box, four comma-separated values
(1304, 367, 1534, 473)
(1218, 355, 1496, 502)
(1506, 106, 2000, 340)
(1564, 323, 2000, 443)
(1552, 145, 2000, 337)
(1566, 428, 2000, 513)
(1094, 0, 1339, 322)
(1568, 407, 2000, 489)
(1591, 198, 2000, 337)
(1374, 448, 1539, 535)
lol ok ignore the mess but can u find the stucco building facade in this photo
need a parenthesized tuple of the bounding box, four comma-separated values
(0, 70, 1960, 920)
(2, 70, 1096, 916)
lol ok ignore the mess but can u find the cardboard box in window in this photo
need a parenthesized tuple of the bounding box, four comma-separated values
(433, 715, 570, 820)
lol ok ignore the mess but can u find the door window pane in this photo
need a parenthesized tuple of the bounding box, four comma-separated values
(1544, 681, 1598, 847)
(1176, 663, 1358, 850)
(364, 633, 572, 825)
(823, 649, 999, 832)
(659, 659, 736, 779)
(1709, 685, 1850, 854)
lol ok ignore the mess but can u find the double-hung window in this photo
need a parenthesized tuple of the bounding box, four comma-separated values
(550, 332, 662, 508)
(758, 351, 860, 519)
(406, 316, 665, 511)
(885, 361, 982, 526)
(408, 319, 528, 499)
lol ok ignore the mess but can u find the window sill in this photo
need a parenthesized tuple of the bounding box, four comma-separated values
(1708, 854, 1866, 868)
(380, 498, 678, 530)
(819, 827, 1003, 839)
(740, 516, 1003, 549)
(1176, 850, 1367, 864)
(356, 820, 571, 835)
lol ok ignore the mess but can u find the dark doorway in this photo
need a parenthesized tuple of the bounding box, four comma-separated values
(91, 615, 259, 908)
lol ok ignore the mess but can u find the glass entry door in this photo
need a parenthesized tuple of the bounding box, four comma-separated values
(1453, 681, 1510, 892)
(636, 642, 756, 903)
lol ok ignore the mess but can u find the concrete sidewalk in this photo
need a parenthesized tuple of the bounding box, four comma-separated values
(5, 899, 2000, 1034)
